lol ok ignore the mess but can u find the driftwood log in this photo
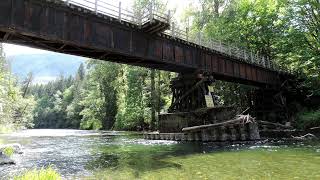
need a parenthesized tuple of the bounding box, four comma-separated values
(291, 133, 317, 140)
(182, 114, 255, 133)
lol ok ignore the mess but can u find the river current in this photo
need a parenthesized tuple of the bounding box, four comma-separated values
(0, 129, 320, 179)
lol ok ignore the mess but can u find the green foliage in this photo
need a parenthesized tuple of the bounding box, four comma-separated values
(115, 66, 149, 130)
(79, 60, 121, 130)
(297, 109, 320, 130)
(31, 76, 76, 129)
(29, 57, 172, 131)
(14, 166, 61, 180)
(185, 0, 320, 110)
(0, 43, 36, 130)
(114, 66, 172, 130)
(30, 63, 87, 129)
(3, 146, 14, 157)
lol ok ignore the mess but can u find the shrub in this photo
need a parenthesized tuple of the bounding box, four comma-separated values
(14, 166, 61, 180)
(3, 146, 14, 157)
(296, 109, 320, 130)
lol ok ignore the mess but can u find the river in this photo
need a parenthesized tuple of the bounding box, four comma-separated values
(0, 129, 320, 179)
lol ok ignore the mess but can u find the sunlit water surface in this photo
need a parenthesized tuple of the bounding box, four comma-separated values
(0, 129, 320, 179)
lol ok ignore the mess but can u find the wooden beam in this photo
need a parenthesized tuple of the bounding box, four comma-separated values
(169, 77, 207, 111)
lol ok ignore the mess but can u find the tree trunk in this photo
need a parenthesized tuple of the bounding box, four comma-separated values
(214, 0, 220, 18)
(22, 72, 33, 98)
(157, 70, 161, 114)
(150, 69, 156, 130)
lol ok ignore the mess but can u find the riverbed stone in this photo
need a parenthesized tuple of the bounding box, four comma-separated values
(0, 153, 15, 165)
(0, 143, 23, 154)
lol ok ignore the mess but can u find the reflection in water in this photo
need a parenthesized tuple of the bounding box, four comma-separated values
(0, 129, 319, 179)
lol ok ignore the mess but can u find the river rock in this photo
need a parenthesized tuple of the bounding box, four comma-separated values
(0, 143, 23, 154)
(0, 153, 15, 165)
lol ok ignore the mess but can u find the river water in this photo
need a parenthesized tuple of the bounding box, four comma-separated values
(0, 129, 320, 179)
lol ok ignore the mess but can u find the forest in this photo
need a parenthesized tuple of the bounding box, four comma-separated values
(0, 0, 319, 132)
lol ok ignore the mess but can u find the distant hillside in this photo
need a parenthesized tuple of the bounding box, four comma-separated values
(8, 53, 86, 84)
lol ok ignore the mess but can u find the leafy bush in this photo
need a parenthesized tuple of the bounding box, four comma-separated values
(296, 109, 320, 130)
(14, 166, 61, 180)
(3, 146, 14, 157)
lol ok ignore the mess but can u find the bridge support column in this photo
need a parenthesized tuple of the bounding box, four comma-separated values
(239, 124, 247, 141)
(169, 73, 215, 113)
(248, 122, 260, 140)
(229, 125, 237, 141)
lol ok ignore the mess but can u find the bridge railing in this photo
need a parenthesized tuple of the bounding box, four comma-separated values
(64, 0, 139, 23)
(163, 25, 287, 72)
(61, 0, 288, 73)
(63, 0, 169, 25)
(139, 4, 169, 25)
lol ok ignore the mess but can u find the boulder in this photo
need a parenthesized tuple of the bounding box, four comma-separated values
(0, 153, 15, 165)
(0, 143, 23, 154)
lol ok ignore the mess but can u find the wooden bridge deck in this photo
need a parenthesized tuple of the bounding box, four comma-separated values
(0, 0, 291, 86)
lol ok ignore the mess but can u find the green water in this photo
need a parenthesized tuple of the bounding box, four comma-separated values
(87, 138, 320, 180)
(1, 130, 319, 179)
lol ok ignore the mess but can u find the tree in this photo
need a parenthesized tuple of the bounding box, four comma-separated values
(31, 75, 75, 129)
(65, 63, 86, 128)
(115, 66, 149, 130)
(0, 43, 36, 130)
(80, 61, 121, 130)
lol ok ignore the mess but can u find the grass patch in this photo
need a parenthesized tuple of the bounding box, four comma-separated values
(3, 146, 14, 157)
(296, 108, 320, 130)
(14, 166, 61, 180)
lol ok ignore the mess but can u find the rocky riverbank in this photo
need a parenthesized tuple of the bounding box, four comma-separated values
(0, 152, 15, 165)
(0, 143, 23, 165)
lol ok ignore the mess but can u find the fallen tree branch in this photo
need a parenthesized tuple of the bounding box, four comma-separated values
(310, 126, 320, 130)
(182, 115, 255, 133)
(291, 133, 317, 140)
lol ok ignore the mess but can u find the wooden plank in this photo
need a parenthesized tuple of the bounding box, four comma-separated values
(169, 78, 207, 111)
